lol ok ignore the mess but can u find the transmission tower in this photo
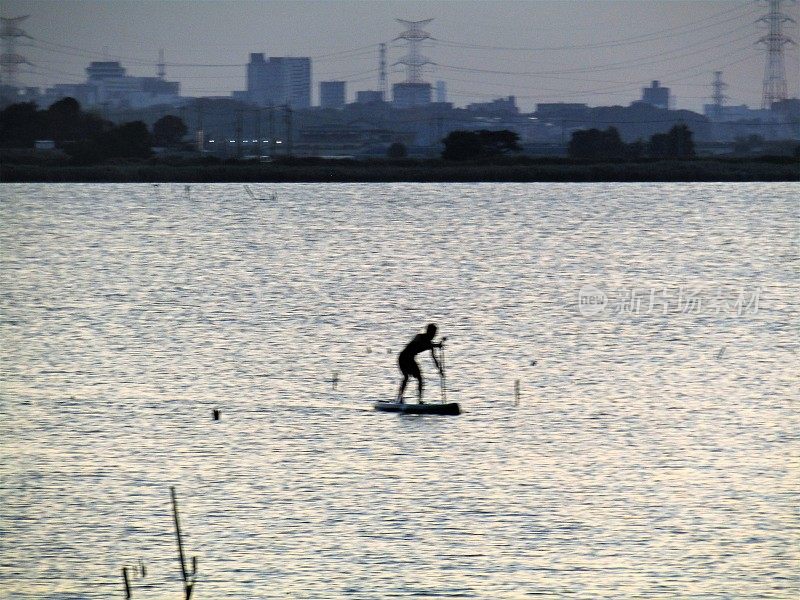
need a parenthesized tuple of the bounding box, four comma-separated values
(758, 0, 796, 108)
(157, 49, 166, 79)
(1, 15, 30, 89)
(394, 19, 433, 84)
(711, 71, 728, 120)
(379, 43, 388, 101)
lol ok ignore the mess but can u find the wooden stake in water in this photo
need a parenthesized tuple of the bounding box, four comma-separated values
(171, 486, 197, 599)
(122, 566, 131, 599)
(514, 379, 520, 406)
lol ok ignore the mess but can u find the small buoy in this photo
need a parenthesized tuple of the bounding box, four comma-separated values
(530, 360, 537, 366)
(212, 409, 220, 421)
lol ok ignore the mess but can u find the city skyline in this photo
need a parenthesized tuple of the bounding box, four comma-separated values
(3, 0, 799, 112)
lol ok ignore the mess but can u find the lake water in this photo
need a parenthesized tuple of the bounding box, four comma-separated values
(0, 183, 798, 599)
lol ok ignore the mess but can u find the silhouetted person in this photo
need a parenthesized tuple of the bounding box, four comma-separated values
(397, 323, 444, 404)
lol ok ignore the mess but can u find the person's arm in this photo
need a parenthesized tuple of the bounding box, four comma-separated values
(430, 346, 443, 375)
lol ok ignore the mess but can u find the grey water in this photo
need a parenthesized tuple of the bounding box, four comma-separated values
(0, 183, 798, 599)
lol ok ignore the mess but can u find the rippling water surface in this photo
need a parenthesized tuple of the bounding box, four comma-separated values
(1, 183, 798, 599)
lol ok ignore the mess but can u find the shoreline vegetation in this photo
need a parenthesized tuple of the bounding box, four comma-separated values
(3, 100, 797, 183)
(2, 156, 798, 183)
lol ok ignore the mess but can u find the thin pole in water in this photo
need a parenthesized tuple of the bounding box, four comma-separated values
(122, 566, 131, 599)
(439, 343, 447, 404)
(514, 379, 520, 406)
(171, 486, 196, 599)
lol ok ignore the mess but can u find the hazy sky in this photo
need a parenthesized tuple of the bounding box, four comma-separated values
(3, 0, 799, 112)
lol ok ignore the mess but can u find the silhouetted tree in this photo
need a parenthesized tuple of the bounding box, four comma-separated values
(626, 139, 646, 160)
(649, 124, 695, 159)
(387, 141, 407, 159)
(48, 96, 81, 115)
(101, 121, 153, 158)
(0, 102, 44, 147)
(442, 129, 521, 160)
(568, 127, 627, 160)
(1, 97, 111, 150)
(46, 97, 86, 144)
(442, 131, 482, 160)
(66, 120, 152, 164)
(152, 115, 187, 147)
(477, 130, 521, 156)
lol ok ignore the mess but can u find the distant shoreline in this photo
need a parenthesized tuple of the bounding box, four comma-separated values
(2, 158, 798, 183)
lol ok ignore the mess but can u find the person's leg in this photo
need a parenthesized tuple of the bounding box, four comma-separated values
(406, 360, 423, 403)
(397, 373, 408, 402)
(397, 354, 413, 403)
(406, 360, 423, 404)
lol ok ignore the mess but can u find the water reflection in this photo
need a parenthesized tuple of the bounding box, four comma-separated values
(0, 183, 797, 598)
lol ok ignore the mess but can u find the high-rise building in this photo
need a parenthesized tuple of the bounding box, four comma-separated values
(467, 96, 518, 115)
(246, 53, 270, 102)
(355, 90, 384, 104)
(141, 78, 179, 96)
(247, 54, 311, 108)
(320, 81, 345, 109)
(435, 81, 446, 103)
(641, 80, 669, 109)
(80, 61, 180, 108)
(392, 82, 431, 108)
(86, 61, 126, 81)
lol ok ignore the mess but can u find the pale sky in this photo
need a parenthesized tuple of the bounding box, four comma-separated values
(3, 0, 799, 112)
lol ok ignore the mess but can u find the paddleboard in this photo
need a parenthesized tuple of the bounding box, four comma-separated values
(373, 401, 461, 416)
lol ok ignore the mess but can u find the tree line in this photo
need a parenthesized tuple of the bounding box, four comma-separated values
(567, 125, 695, 160)
(2, 97, 696, 164)
(440, 125, 695, 161)
(0, 98, 187, 163)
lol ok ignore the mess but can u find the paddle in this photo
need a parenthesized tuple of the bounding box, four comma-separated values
(439, 337, 447, 404)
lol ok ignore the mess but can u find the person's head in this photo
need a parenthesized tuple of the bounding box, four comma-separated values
(425, 323, 438, 338)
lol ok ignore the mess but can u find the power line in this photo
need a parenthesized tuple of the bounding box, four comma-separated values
(28, 37, 383, 68)
(436, 45, 762, 103)
(441, 43, 752, 90)
(311, 43, 383, 60)
(29, 38, 190, 66)
(435, 24, 757, 78)
(434, 2, 756, 53)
